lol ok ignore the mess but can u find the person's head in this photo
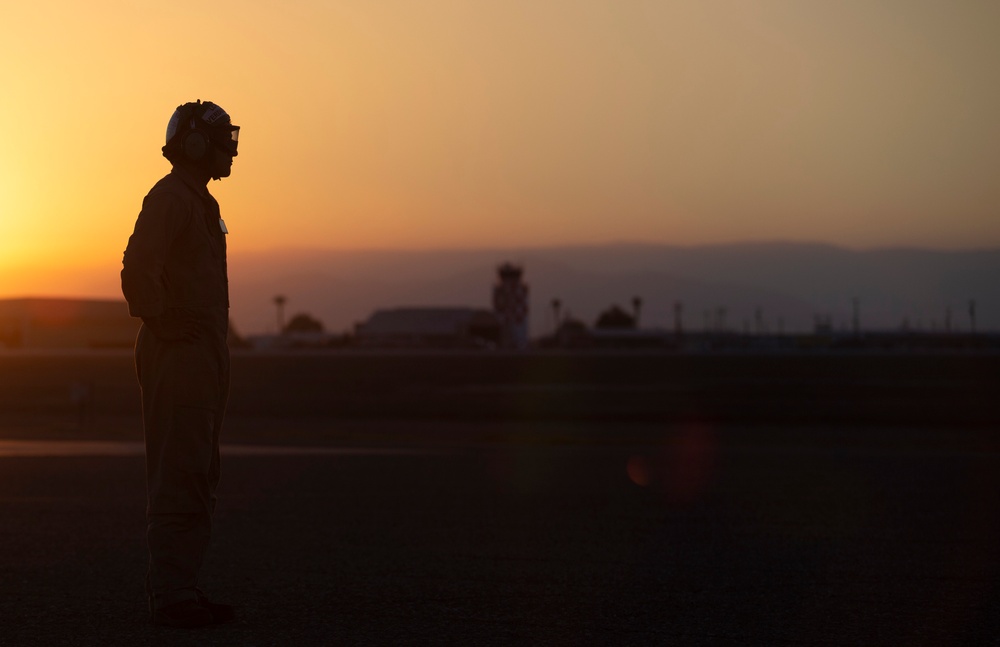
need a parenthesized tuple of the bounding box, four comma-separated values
(161, 100, 240, 180)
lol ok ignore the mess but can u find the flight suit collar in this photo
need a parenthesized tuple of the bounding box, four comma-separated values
(168, 165, 226, 261)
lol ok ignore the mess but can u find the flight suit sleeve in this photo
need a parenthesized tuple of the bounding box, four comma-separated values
(121, 190, 190, 318)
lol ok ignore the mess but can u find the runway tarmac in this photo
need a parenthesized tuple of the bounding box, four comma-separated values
(2, 419, 1000, 645)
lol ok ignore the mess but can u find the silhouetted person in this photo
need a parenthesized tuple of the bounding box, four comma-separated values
(121, 100, 239, 628)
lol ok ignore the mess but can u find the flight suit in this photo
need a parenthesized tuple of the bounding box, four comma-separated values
(121, 166, 230, 611)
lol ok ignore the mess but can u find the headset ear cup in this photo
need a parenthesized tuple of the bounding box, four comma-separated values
(183, 131, 209, 161)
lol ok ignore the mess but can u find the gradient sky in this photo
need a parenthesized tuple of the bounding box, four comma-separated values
(1, 0, 998, 298)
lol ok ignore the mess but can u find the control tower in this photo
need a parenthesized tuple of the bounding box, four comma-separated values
(492, 262, 529, 349)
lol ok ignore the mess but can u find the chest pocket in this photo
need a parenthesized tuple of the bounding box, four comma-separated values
(197, 198, 226, 261)
(162, 195, 228, 308)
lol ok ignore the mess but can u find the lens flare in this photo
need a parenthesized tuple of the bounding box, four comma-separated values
(626, 454, 651, 487)
(664, 423, 717, 503)
(628, 424, 718, 502)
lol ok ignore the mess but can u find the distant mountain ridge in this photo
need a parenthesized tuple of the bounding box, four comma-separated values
(226, 243, 1000, 336)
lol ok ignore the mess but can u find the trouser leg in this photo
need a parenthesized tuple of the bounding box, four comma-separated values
(144, 405, 217, 610)
(137, 323, 227, 611)
(144, 405, 219, 610)
(147, 512, 212, 608)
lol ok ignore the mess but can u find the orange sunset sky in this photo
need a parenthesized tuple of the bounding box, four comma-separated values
(1, 0, 998, 299)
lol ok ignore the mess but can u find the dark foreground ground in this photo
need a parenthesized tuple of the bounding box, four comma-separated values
(2, 416, 1000, 646)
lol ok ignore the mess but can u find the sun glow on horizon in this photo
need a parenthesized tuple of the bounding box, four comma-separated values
(1, 0, 999, 300)
(0, 154, 34, 268)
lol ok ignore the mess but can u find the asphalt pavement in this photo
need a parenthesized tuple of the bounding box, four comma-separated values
(2, 419, 1000, 646)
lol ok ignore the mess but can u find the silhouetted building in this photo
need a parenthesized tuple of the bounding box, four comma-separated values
(595, 305, 637, 330)
(355, 307, 500, 348)
(493, 263, 529, 349)
(540, 318, 677, 350)
(0, 298, 138, 349)
(246, 330, 337, 350)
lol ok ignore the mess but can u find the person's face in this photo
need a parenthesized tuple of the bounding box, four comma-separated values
(209, 146, 234, 179)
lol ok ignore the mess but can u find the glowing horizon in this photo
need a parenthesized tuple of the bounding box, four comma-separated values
(2, 0, 999, 300)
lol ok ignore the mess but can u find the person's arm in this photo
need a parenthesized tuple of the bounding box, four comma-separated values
(122, 191, 197, 340)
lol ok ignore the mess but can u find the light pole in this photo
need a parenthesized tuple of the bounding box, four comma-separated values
(274, 295, 287, 333)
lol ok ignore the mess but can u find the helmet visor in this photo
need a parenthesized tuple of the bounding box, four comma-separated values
(213, 125, 240, 157)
